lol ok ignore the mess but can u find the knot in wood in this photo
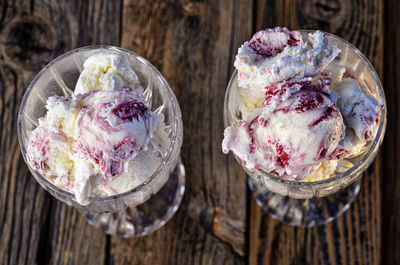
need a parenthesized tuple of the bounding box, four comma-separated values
(311, 0, 343, 19)
(1, 16, 57, 70)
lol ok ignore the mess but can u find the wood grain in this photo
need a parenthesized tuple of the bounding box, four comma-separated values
(0, 0, 394, 264)
(0, 0, 122, 264)
(108, 0, 251, 264)
(37, 1, 123, 264)
(249, 0, 383, 264)
(382, 0, 400, 264)
(45, 202, 107, 265)
(0, 1, 74, 264)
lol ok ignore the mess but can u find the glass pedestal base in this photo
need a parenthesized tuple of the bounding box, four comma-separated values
(248, 177, 361, 226)
(85, 159, 186, 237)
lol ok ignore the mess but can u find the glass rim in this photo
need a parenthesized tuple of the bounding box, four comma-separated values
(224, 30, 387, 187)
(18, 45, 182, 203)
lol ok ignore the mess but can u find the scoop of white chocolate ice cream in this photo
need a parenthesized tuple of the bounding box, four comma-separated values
(234, 27, 340, 91)
(27, 52, 170, 204)
(75, 52, 143, 94)
(223, 28, 383, 182)
(223, 85, 344, 180)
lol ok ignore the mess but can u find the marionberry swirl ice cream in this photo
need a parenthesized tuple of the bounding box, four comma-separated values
(222, 27, 383, 182)
(26, 52, 170, 204)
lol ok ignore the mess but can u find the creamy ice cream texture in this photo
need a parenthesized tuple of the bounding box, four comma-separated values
(75, 53, 143, 94)
(222, 27, 383, 181)
(27, 52, 170, 204)
(234, 27, 340, 91)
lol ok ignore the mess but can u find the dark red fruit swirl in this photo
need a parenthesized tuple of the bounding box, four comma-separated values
(113, 136, 138, 160)
(248, 118, 258, 154)
(249, 36, 284, 57)
(308, 106, 337, 128)
(294, 91, 324, 113)
(287, 32, 299, 46)
(112, 100, 148, 121)
(249, 28, 299, 58)
(263, 79, 312, 107)
(100, 159, 122, 179)
(275, 142, 291, 166)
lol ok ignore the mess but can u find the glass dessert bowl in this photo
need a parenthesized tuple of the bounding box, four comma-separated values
(18, 46, 185, 237)
(224, 31, 386, 226)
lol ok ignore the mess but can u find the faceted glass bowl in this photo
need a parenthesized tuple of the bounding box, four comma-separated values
(224, 31, 386, 225)
(18, 46, 185, 236)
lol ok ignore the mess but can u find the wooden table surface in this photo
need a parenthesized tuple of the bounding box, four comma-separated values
(0, 0, 399, 264)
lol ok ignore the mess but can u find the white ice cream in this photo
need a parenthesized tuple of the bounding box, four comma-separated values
(223, 85, 344, 179)
(75, 52, 143, 94)
(223, 28, 383, 181)
(27, 52, 170, 204)
(234, 28, 340, 91)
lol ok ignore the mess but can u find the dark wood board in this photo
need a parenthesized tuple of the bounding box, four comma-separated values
(108, 0, 250, 264)
(0, 0, 120, 264)
(0, 0, 396, 264)
(382, 0, 400, 264)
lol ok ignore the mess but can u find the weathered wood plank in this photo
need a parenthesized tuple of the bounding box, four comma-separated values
(0, 0, 122, 264)
(0, 0, 390, 264)
(382, 0, 400, 264)
(45, 201, 107, 265)
(249, 0, 383, 264)
(0, 1, 72, 264)
(109, 0, 252, 264)
(42, 1, 123, 264)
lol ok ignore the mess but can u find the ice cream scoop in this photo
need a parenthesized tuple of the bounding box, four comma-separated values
(234, 27, 340, 91)
(223, 83, 344, 179)
(223, 27, 383, 181)
(329, 77, 383, 159)
(74, 89, 158, 179)
(27, 119, 96, 203)
(75, 52, 143, 94)
(26, 52, 169, 204)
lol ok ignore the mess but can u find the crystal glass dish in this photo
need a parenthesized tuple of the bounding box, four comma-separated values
(18, 46, 185, 237)
(224, 31, 386, 226)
